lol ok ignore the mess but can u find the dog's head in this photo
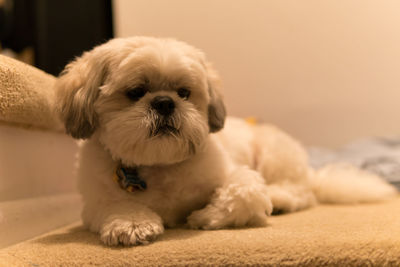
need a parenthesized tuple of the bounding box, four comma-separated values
(55, 37, 226, 166)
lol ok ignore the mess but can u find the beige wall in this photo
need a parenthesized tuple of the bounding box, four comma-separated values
(113, 0, 400, 147)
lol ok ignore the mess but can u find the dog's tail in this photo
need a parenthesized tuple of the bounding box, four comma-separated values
(310, 164, 398, 204)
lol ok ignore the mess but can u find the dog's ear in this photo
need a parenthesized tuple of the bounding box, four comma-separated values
(55, 46, 110, 139)
(205, 63, 226, 133)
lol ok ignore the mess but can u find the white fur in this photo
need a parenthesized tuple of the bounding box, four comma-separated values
(312, 163, 397, 204)
(55, 37, 398, 246)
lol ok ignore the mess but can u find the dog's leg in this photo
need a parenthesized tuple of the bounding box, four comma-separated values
(82, 201, 164, 246)
(267, 183, 317, 214)
(250, 124, 317, 213)
(187, 166, 272, 230)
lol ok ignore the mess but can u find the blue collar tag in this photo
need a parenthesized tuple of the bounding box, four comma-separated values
(113, 165, 147, 193)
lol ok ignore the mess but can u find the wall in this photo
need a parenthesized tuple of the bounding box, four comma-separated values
(113, 0, 400, 147)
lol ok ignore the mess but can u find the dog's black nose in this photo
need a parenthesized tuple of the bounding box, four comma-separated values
(151, 96, 175, 116)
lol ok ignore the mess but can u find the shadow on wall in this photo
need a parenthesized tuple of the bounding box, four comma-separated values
(0, 0, 113, 75)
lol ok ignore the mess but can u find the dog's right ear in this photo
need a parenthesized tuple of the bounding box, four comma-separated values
(55, 46, 110, 139)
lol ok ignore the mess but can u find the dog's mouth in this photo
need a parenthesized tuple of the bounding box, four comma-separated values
(149, 121, 179, 137)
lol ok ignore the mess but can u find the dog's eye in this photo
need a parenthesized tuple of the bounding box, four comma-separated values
(126, 87, 147, 101)
(177, 88, 191, 99)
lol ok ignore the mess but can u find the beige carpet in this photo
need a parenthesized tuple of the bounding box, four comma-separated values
(0, 55, 61, 131)
(1, 197, 399, 266)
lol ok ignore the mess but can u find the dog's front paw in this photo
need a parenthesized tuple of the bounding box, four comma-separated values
(187, 182, 272, 230)
(100, 218, 164, 246)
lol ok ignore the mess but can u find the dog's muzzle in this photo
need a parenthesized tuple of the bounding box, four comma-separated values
(151, 96, 175, 116)
(149, 96, 179, 137)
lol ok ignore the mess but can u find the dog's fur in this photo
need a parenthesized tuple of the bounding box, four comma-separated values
(55, 37, 397, 246)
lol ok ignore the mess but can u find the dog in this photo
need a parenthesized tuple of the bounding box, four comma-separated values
(55, 36, 397, 246)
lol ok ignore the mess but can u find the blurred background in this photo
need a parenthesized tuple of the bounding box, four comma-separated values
(1, 0, 400, 147)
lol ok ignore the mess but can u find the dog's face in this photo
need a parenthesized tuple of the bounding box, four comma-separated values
(55, 37, 226, 166)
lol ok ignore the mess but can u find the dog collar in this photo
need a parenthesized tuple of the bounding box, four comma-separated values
(113, 164, 147, 193)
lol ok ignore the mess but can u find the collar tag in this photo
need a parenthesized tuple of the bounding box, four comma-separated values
(113, 165, 147, 193)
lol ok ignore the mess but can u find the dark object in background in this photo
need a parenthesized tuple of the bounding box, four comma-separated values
(0, 0, 35, 53)
(0, 0, 113, 76)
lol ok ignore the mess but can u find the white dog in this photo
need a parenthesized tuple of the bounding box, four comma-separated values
(55, 37, 397, 246)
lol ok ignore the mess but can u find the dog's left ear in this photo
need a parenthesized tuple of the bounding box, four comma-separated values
(205, 62, 226, 133)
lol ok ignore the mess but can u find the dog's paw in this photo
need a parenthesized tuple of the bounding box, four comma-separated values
(100, 219, 164, 246)
(187, 205, 228, 230)
(187, 182, 272, 230)
(187, 203, 270, 230)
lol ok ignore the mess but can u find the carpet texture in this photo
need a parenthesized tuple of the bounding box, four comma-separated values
(1, 197, 399, 266)
(0, 55, 61, 131)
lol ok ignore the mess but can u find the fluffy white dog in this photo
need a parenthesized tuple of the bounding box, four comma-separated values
(55, 37, 397, 246)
